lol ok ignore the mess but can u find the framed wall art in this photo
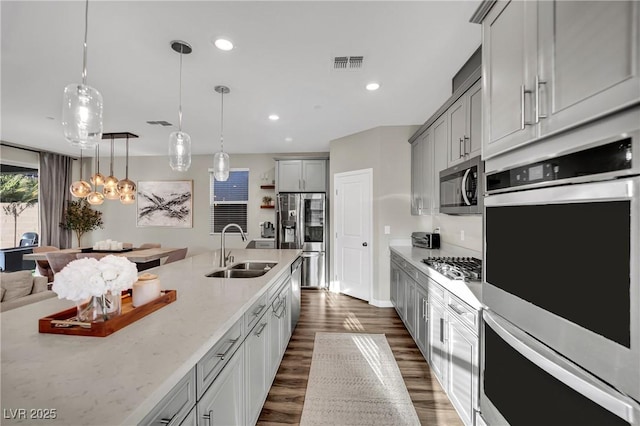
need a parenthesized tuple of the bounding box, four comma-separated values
(136, 180, 193, 228)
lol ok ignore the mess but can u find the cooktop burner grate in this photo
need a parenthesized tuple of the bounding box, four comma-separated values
(422, 257, 482, 281)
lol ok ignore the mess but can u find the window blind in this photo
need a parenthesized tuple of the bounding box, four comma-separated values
(209, 169, 249, 234)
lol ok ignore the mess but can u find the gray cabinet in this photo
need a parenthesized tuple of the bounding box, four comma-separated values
(432, 114, 448, 215)
(428, 294, 448, 390)
(404, 273, 417, 338)
(446, 295, 479, 426)
(390, 259, 400, 307)
(480, 0, 640, 159)
(139, 368, 197, 426)
(197, 348, 244, 426)
(482, 0, 538, 159)
(245, 311, 270, 426)
(448, 79, 482, 166)
(411, 129, 434, 216)
(276, 159, 327, 192)
(415, 284, 429, 355)
(537, 1, 640, 137)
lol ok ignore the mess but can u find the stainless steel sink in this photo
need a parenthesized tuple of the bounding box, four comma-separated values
(229, 262, 277, 271)
(205, 269, 268, 278)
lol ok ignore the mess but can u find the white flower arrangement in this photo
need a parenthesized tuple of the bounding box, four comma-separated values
(52, 255, 138, 302)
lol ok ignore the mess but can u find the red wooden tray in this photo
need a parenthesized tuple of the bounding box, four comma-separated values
(38, 290, 177, 337)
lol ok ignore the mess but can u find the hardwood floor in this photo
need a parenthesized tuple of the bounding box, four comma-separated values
(257, 289, 463, 425)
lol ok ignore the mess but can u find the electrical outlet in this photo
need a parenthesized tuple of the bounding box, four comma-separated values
(460, 230, 465, 241)
(384, 225, 391, 235)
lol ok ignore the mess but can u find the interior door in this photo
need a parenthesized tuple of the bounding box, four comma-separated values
(334, 169, 372, 302)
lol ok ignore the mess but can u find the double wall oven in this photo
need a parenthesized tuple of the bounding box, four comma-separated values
(481, 107, 640, 425)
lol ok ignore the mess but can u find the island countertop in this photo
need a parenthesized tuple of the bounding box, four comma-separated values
(0, 249, 301, 425)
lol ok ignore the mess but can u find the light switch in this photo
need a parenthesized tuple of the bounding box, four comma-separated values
(384, 226, 391, 235)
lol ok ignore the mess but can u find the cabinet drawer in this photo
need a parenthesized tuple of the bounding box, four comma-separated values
(244, 293, 269, 332)
(268, 273, 289, 303)
(196, 319, 243, 399)
(139, 367, 196, 426)
(415, 270, 429, 291)
(446, 293, 478, 333)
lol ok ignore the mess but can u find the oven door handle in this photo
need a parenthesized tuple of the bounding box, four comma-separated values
(484, 311, 636, 423)
(461, 168, 472, 206)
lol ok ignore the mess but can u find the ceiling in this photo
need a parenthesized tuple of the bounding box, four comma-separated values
(1, 1, 481, 158)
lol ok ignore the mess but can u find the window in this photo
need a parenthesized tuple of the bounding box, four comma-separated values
(209, 169, 249, 234)
(1, 161, 39, 249)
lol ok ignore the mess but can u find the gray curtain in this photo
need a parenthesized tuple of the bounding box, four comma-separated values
(39, 152, 72, 248)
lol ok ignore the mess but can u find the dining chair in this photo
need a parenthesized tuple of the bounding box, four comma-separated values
(139, 243, 161, 249)
(164, 248, 188, 264)
(33, 246, 59, 282)
(46, 252, 80, 274)
(76, 253, 108, 260)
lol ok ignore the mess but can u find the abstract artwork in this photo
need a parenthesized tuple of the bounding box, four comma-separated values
(136, 180, 193, 227)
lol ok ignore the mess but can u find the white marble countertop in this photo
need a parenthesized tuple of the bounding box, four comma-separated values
(390, 245, 485, 310)
(0, 249, 301, 425)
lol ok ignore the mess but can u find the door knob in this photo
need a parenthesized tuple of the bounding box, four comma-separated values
(362, 242, 368, 247)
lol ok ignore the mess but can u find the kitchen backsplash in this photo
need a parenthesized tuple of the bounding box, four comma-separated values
(432, 213, 482, 253)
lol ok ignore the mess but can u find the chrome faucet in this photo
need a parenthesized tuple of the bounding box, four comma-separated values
(220, 223, 247, 267)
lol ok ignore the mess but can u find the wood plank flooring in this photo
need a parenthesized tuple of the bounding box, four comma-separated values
(257, 289, 463, 425)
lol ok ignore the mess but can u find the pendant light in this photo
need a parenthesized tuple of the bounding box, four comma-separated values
(117, 134, 136, 196)
(90, 143, 105, 187)
(103, 136, 119, 200)
(86, 145, 105, 205)
(62, 0, 103, 149)
(119, 192, 135, 205)
(213, 85, 230, 182)
(168, 40, 192, 172)
(70, 150, 92, 198)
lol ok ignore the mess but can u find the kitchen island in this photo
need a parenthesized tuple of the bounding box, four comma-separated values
(0, 249, 301, 425)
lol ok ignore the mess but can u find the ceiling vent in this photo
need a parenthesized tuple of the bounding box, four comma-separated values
(333, 55, 364, 71)
(146, 120, 173, 126)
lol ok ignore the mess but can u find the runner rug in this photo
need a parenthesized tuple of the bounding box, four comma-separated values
(300, 332, 420, 425)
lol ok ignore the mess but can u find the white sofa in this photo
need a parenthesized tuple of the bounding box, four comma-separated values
(0, 270, 56, 312)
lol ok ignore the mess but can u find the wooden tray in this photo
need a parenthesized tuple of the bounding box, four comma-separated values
(80, 247, 134, 253)
(39, 290, 177, 337)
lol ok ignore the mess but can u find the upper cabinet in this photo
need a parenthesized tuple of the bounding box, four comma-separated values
(479, 0, 640, 159)
(411, 129, 434, 215)
(276, 159, 327, 192)
(448, 80, 482, 166)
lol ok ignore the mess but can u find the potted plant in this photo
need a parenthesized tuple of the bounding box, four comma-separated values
(60, 199, 104, 247)
(262, 196, 273, 207)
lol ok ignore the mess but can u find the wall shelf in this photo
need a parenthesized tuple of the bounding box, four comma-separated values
(260, 205, 275, 209)
(260, 185, 275, 189)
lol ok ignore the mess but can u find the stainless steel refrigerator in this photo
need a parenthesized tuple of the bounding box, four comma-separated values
(276, 193, 327, 288)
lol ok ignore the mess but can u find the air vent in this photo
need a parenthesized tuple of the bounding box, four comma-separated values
(146, 120, 173, 126)
(332, 55, 364, 71)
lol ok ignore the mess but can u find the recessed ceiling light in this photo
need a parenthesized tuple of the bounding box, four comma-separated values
(285, 137, 293, 142)
(366, 82, 380, 91)
(214, 38, 234, 51)
(269, 114, 280, 121)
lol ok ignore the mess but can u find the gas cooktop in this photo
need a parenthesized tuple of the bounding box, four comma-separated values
(422, 257, 482, 282)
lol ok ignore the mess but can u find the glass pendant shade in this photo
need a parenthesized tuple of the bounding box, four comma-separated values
(213, 151, 230, 181)
(120, 192, 135, 205)
(103, 185, 119, 200)
(91, 172, 105, 187)
(103, 175, 118, 188)
(117, 178, 135, 195)
(86, 190, 104, 205)
(70, 180, 92, 198)
(62, 84, 103, 148)
(169, 131, 192, 172)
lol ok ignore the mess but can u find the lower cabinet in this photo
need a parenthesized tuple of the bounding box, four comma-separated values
(427, 295, 448, 389)
(197, 347, 244, 425)
(245, 311, 271, 425)
(390, 254, 480, 426)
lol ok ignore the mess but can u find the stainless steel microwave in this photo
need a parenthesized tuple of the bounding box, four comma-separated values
(439, 156, 483, 214)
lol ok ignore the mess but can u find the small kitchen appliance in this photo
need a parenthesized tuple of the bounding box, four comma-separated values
(260, 221, 275, 238)
(439, 155, 483, 215)
(410, 232, 441, 249)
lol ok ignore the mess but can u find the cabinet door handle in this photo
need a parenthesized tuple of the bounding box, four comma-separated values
(159, 417, 173, 425)
(463, 136, 470, 155)
(216, 336, 240, 360)
(535, 75, 547, 123)
(440, 317, 444, 344)
(202, 410, 213, 426)
(459, 138, 464, 158)
(252, 304, 266, 317)
(520, 85, 532, 129)
(255, 321, 268, 337)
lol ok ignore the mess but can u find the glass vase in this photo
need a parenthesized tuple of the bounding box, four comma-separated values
(76, 291, 122, 322)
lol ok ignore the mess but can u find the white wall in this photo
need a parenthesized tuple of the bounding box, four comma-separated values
(90, 153, 278, 254)
(330, 125, 432, 304)
(329, 126, 483, 305)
